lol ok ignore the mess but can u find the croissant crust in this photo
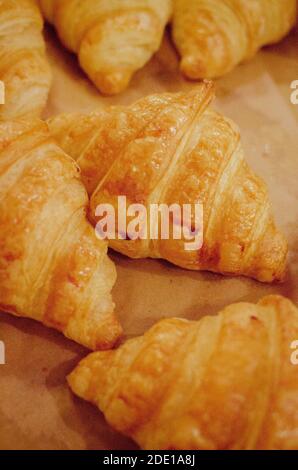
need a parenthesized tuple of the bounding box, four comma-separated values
(49, 85, 288, 283)
(172, 0, 297, 79)
(0, 119, 122, 350)
(0, 0, 51, 119)
(68, 295, 298, 450)
(39, 0, 172, 95)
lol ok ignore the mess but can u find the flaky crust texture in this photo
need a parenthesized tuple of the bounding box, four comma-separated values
(172, 0, 297, 79)
(37, 0, 297, 88)
(0, 0, 52, 119)
(68, 295, 298, 450)
(0, 119, 122, 350)
(39, 0, 172, 95)
(48, 84, 288, 283)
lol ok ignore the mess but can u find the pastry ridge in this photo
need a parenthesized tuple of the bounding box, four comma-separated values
(39, 0, 172, 95)
(0, 118, 122, 350)
(48, 85, 288, 283)
(68, 295, 298, 450)
(172, 0, 297, 79)
(0, 0, 52, 119)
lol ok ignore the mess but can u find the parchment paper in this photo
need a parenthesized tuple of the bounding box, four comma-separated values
(0, 25, 297, 450)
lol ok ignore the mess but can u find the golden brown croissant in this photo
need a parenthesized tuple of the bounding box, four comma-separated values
(172, 0, 297, 79)
(68, 295, 298, 450)
(48, 84, 288, 283)
(0, 119, 122, 350)
(0, 0, 51, 119)
(38, 0, 172, 95)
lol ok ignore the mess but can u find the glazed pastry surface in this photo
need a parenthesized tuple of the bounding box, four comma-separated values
(39, 0, 172, 94)
(49, 85, 288, 283)
(69, 295, 298, 450)
(0, 0, 51, 119)
(172, 0, 297, 79)
(0, 119, 121, 350)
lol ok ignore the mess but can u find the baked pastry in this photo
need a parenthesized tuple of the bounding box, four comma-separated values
(172, 0, 297, 79)
(0, 0, 51, 119)
(0, 119, 121, 350)
(68, 295, 298, 450)
(48, 84, 288, 283)
(38, 0, 172, 95)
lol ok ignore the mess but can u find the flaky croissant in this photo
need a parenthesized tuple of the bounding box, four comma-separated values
(0, 0, 51, 119)
(38, 0, 172, 95)
(49, 84, 288, 283)
(0, 119, 122, 350)
(68, 295, 298, 450)
(172, 0, 297, 79)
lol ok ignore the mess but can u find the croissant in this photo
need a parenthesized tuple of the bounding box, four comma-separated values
(48, 84, 288, 283)
(38, 0, 172, 95)
(0, 0, 51, 119)
(68, 295, 298, 450)
(172, 0, 297, 79)
(0, 119, 122, 350)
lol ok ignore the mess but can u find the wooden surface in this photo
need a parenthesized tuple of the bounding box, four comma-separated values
(0, 25, 297, 450)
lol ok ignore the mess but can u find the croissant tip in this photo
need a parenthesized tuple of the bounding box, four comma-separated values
(93, 70, 132, 96)
(67, 348, 116, 400)
(250, 225, 288, 283)
(67, 361, 91, 399)
(180, 55, 208, 80)
(92, 316, 124, 351)
(252, 265, 287, 284)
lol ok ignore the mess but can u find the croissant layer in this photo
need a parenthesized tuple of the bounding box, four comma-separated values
(173, 0, 296, 79)
(49, 85, 288, 283)
(68, 295, 298, 450)
(0, 119, 122, 350)
(39, 0, 172, 95)
(172, 0, 297, 79)
(0, 0, 51, 119)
